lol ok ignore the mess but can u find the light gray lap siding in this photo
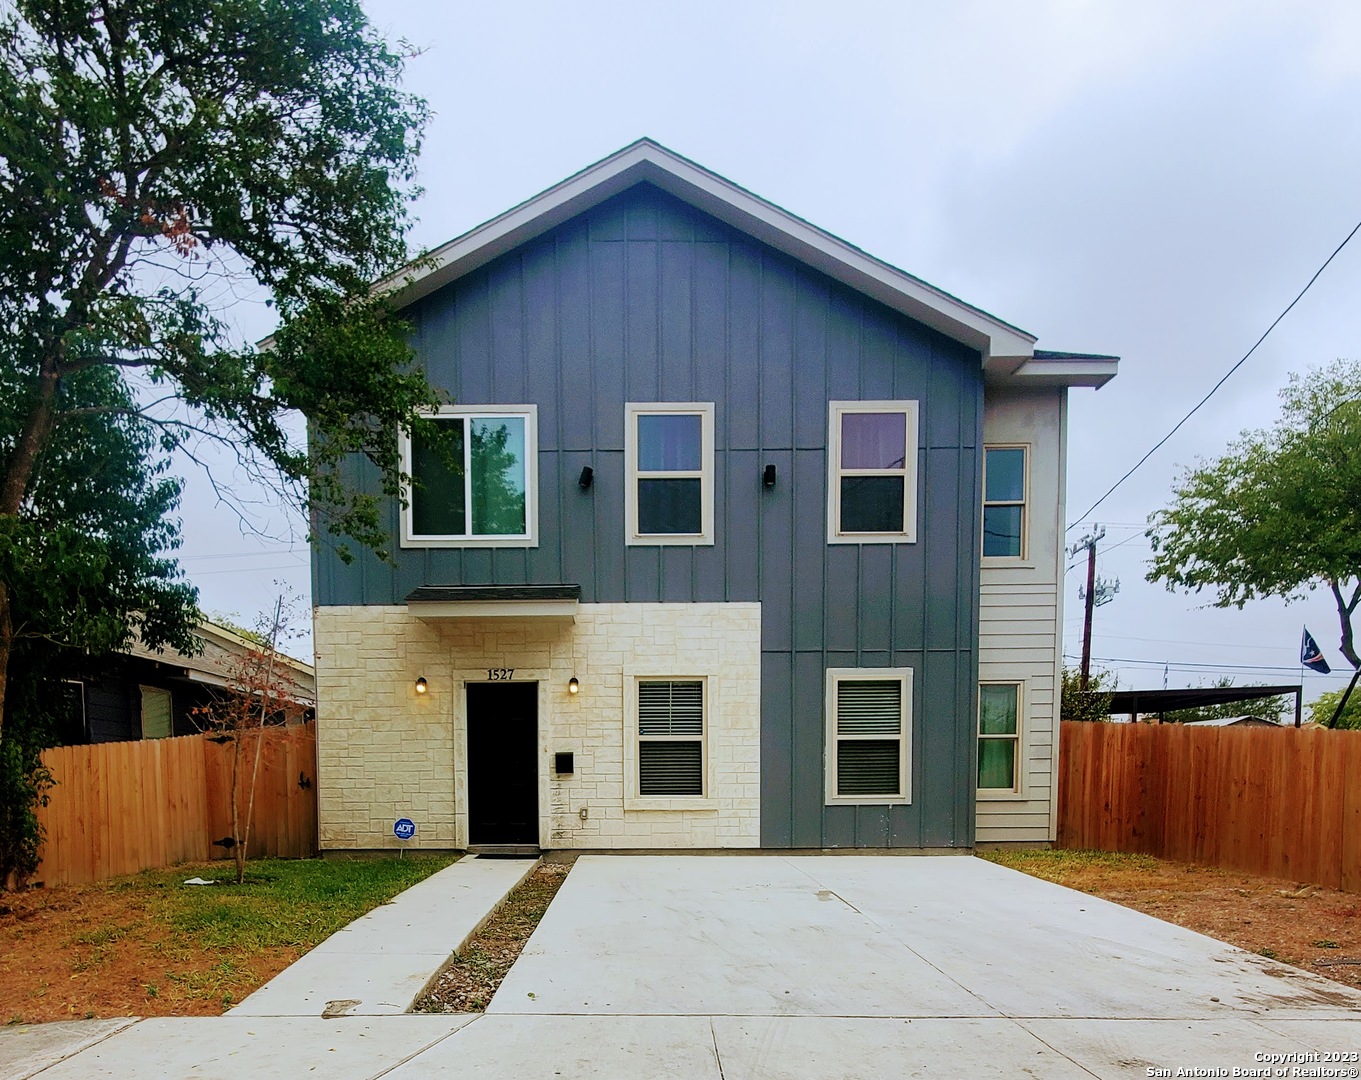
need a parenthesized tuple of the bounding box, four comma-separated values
(315, 184, 982, 848)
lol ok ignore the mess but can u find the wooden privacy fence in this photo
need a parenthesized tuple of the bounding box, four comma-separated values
(1058, 720, 1361, 891)
(35, 723, 318, 886)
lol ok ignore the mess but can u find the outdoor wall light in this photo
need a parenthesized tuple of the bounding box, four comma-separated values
(763, 464, 777, 488)
(568, 676, 580, 695)
(414, 677, 429, 695)
(578, 466, 594, 490)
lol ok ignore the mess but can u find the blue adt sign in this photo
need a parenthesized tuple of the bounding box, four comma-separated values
(393, 817, 416, 841)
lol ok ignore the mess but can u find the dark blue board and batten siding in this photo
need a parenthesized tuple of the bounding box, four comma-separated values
(315, 183, 983, 849)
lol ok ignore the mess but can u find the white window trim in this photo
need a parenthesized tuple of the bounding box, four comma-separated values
(140, 685, 173, 740)
(977, 680, 1026, 800)
(826, 401, 919, 544)
(623, 674, 718, 811)
(625, 402, 715, 546)
(824, 667, 913, 806)
(399, 404, 539, 548)
(982, 443, 1030, 564)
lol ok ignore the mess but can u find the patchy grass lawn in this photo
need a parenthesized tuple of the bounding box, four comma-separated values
(414, 862, 569, 1013)
(0, 855, 456, 1023)
(984, 849, 1361, 990)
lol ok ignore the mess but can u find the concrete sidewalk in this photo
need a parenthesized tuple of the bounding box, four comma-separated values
(12, 855, 1361, 1079)
(230, 854, 537, 1017)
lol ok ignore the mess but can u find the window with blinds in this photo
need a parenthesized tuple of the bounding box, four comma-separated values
(140, 685, 172, 740)
(826, 670, 911, 803)
(637, 680, 704, 796)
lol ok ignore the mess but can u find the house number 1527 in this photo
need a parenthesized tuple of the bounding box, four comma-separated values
(487, 668, 514, 681)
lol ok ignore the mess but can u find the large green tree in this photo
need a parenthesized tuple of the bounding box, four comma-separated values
(0, 363, 199, 880)
(0, 0, 443, 744)
(1148, 360, 1361, 670)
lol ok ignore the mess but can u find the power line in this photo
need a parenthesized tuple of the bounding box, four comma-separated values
(1067, 214, 1361, 530)
(190, 562, 305, 576)
(1099, 531, 1149, 555)
(1066, 652, 1352, 677)
(1086, 633, 1308, 653)
(180, 547, 304, 562)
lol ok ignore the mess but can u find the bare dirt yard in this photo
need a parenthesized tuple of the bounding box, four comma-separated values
(0, 855, 454, 1024)
(986, 849, 1361, 990)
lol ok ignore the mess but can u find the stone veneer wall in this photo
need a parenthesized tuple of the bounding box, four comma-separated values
(313, 603, 762, 851)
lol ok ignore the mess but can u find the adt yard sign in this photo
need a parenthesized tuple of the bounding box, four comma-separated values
(394, 817, 416, 841)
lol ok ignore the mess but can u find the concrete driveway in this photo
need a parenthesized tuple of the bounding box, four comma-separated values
(403, 855, 1361, 1078)
(15, 855, 1361, 1078)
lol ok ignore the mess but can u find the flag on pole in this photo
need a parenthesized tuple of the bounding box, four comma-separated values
(1301, 627, 1332, 673)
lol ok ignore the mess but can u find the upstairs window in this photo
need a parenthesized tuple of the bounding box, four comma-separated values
(626, 403, 715, 545)
(828, 402, 918, 543)
(983, 446, 1027, 559)
(825, 669, 912, 805)
(637, 679, 706, 796)
(401, 406, 537, 547)
(978, 683, 1022, 793)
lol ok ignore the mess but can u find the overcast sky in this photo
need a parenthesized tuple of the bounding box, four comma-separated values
(182, 0, 1361, 700)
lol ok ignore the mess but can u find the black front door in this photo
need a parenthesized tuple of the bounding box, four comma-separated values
(466, 682, 539, 845)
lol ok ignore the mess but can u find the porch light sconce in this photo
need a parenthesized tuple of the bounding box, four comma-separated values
(568, 676, 580, 695)
(578, 466, 594, 490)
(763, 464, 777, 488)
(414, 677, 429, 695)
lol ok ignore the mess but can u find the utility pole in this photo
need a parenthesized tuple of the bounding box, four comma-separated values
(1069, 527, 1119, 691)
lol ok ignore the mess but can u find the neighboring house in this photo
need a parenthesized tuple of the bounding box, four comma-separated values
(312, 139, 1117, 853)
(58, 620, 316, 745)
(1183, 715, 1281, 728)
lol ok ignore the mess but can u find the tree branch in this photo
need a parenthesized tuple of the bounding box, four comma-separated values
(1330, 579, 1361, 670)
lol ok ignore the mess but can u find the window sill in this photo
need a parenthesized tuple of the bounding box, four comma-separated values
(827, 534, 916, 546)
(981, 557, 1035, 569)
(626, 536, 714, 547)
(625, 796, 719, 812)
(400, 536, 538, 549)
(977, 789, 1028, 801)
(825, 796, 911, 807)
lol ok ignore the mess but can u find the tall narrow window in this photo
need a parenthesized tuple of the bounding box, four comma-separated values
(140, 686, 172, 740)
(825, 669, 912, 804)
(982, 446, 1027, 559)
(626, 403, 714, 545)
(59, 680, 87, 745)
(828, 402, 919, 543)
(637, 680, 705, 796)
(401, 406, 537, 546)
(978, 683, 1022, 792)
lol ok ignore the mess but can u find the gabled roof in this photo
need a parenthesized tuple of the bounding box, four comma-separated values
(125, 619, 316, 705)
(375, 139, 1116, 389)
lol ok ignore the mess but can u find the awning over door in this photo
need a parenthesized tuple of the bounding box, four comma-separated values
(405, 584, 581, 620)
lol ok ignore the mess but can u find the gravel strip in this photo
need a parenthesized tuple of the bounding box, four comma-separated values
(413, 862, 570, 1013)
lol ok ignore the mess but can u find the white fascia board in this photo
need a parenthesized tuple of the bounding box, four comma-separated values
(180, 669, 318, 707)
(407, 599, 579, 620)
(994, 357, 1120, 389)
(375, 140, 1037, 364)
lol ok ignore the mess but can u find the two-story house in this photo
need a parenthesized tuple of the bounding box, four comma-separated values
(311, 139, 1116, 854)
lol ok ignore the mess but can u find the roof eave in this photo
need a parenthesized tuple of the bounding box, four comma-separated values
(985, 354, 1120, 390)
